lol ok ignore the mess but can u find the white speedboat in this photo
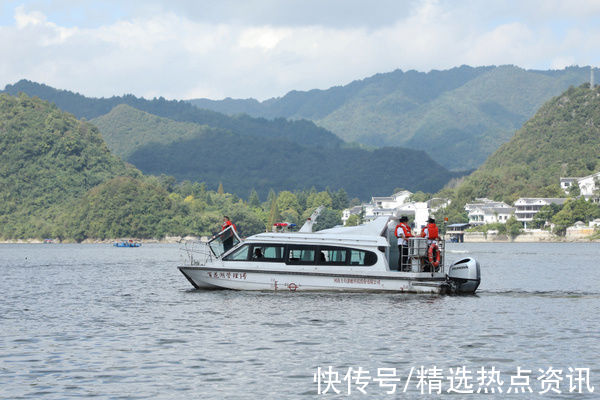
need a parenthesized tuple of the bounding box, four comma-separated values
(178, 215, 480, 294)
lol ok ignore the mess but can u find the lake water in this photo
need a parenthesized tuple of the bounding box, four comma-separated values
(1, 242, 598, 399)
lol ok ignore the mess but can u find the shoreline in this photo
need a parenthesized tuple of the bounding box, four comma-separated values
(448, 231, 600, 243)
(0, 235, 205, 245)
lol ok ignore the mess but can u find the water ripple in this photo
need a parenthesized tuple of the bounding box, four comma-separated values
(0, 243, 598, 399)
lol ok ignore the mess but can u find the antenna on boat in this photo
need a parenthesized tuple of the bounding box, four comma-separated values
(299, 206, 324, 233)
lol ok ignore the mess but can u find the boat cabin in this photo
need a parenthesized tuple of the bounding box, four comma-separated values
(206, 217, 444, 274)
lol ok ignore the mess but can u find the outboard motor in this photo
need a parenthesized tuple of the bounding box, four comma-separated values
(447, 258, 480, 294)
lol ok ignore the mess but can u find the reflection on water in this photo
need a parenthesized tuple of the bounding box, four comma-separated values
(0, 243, 599, 399)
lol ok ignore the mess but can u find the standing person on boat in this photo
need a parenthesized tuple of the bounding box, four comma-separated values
(395, 216, 412, 270)
(221, 216, 237, 252)
(421, 217, 441, 272)
(420, 217, 440, 243)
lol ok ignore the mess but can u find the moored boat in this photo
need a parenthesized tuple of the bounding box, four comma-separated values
(178, 214, 480, 294)
(114, 240, 141, 247)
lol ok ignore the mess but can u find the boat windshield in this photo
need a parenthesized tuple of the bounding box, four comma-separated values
(208, 226, 241, 258)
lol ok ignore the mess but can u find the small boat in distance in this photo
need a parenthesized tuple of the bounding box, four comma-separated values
(178, 212, 480, 294)
(114, 240, 141, 248)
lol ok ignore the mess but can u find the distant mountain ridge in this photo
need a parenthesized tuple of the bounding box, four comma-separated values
(3, 80, 342, 149)
(91, 104, 461, 199)
(188, 65, 592, 170)
(4, 80, 463, 199)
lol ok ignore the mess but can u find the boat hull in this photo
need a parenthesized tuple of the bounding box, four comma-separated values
(178, 266, 449, 294)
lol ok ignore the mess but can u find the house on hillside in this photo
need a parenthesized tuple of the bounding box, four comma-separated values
(341, 206, 363, 224)
(465, 198, 514, 226)
(560, 171, 600, 202)
(428, 197, 451, 212)
(341, 190, 448, 230)
(342, 191, 413, 225)
(577, 172, 600, 202)
(560, 177, 578, 191)
(464, 198, 506, 211)
(514, 198, 568, 228)
(465, 198, 515, 226)
(361, 191, 412, 221)
(370, 190, 412, 209)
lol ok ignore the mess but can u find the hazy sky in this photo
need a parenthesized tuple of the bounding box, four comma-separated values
(2, 0, 600, 100)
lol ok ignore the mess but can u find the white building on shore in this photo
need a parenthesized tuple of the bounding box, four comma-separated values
(465, 198, 515, 226)
(514, 198, 568, 228)
(560, 171, 600, 202)
(342, 191, 448, 230)
(341, 206, 363, 223)
(370, 190, 412, 209)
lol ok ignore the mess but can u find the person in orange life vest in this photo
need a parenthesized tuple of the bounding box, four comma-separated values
(395, 215, 412, 270)
(221, 216, 237, 252)
(221, 216, 237, 232)
(420, 217, 440, 272)
(420, 217, 440, 244)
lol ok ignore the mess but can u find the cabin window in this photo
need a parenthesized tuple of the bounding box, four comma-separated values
(349, 249, 377, 266)
(251, 244, 285, 262)
(229, 243, 377, 266)
(286, 245, 316, 265)
(223, 244, 250, 261)
(318, 247, 348, 265)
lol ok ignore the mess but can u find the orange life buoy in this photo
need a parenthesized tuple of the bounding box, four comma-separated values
(427, 243, 441, 268)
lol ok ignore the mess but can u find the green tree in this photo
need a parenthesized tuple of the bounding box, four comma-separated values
(248, 189, 261, 208)
(331, 189, 349, 210)
(568, 184, 580, 197)
(307, 191, 332, 209)
(314, 208, 342, 231)
(505, 216, 523, 239)
(267, 199, 281, 229)
(345, 214, 360, 226)
(409, 191, 430, 202)
(531, 203, 562, 229)
(277, 191, 300, 214)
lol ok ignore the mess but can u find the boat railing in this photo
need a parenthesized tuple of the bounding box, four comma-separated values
(181, 240, 215, 266)
(402, 238, 445, 274)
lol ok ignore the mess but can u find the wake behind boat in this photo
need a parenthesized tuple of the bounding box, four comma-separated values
(178, 214, 480, 294)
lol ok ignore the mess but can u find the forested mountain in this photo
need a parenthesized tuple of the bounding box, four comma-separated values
(0, 93, 351, 240)
(458, 84, 600, 203)
(2, 80, 342, 149)
(0, 93, 138, 238)
(189, 65, 591, 169)
(91, 104, 218, 159)
(91, 104, 459, 199)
